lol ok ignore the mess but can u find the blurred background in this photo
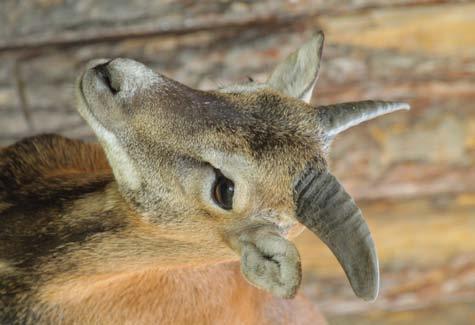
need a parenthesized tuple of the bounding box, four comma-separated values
(1, 1, 474, 324)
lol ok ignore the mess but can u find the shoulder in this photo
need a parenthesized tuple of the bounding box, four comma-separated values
(0, 134, 112, 203)
(0, 134, 110, 177)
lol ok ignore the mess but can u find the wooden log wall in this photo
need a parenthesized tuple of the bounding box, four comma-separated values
(1, 1, 474, 323)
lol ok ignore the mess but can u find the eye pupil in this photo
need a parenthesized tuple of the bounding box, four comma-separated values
(213, 172, 234, 210)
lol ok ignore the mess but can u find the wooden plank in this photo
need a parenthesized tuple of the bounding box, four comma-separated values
(319, 2, 475, 57)
(328, 300, 475, 325)
(1, 0, 468, 51)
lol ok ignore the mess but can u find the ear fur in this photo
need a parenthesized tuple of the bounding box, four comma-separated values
(267, 31, 324, 103)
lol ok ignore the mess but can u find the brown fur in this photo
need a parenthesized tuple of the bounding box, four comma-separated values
(0, 135, 325, 324)
(39, 262, 324, 324)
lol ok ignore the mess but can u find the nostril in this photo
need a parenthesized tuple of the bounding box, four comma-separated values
(94, 61, 119, 95)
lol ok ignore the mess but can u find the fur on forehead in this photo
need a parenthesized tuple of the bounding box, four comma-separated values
(126, 82, 326, 175)
(212, 87, 326, 167)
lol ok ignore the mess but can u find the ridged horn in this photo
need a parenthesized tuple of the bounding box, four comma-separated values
(294, 167, 379, 301)
(316, 100, 410, 138)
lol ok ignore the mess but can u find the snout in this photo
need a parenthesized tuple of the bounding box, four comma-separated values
(76, 58, 163, 131)
(79, 58, 159, 100)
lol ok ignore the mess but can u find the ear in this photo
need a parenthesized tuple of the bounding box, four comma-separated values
(267, 31, 324, 103)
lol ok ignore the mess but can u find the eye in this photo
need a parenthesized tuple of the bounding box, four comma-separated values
(212, 170, 234, 210)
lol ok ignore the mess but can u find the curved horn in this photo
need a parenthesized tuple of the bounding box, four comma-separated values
(294, 167, 379, 301)
(317, 100, 410, 139)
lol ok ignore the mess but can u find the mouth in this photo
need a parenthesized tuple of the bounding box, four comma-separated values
(272, 222, 296, 238)
(258, 217, 303, 239)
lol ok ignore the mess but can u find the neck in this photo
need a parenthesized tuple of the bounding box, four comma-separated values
(30, 178, 236, 276)
(11, 174, 240, 322)
(36, 261, 268, 324)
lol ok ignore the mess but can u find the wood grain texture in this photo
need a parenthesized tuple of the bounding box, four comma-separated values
(329, 301, 475, 325)
(1, 0, 469, 50)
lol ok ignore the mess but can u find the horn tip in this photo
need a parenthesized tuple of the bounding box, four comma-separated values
(393, 101, 411, 111)
(349, 247, 380, 302)
(354, 260, 380, 302)
(358, 286, 379, 302)
(354, 280, 380, 302)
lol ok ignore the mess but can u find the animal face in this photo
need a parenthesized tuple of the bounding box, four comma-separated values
(76, 32, 409, 299)
(77, 59, 321, 215)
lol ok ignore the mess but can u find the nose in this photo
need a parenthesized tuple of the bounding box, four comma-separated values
(94, 60, 120, 95)
(89, 58, 159, 97)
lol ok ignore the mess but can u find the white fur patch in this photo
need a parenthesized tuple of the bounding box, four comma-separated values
(99, 129, 141, 190)
(76, 85, 141, 190)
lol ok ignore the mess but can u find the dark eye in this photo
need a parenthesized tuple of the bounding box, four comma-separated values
(212, 170, 234, 210)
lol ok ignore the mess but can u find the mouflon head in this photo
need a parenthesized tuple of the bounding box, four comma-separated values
(76, 31, 409, 300)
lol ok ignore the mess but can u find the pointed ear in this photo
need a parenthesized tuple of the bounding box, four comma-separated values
(267, 31, 324, 103)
